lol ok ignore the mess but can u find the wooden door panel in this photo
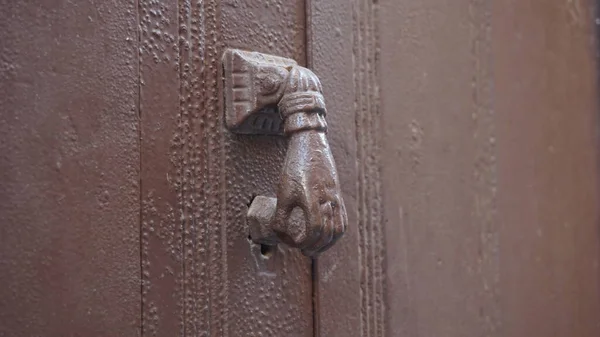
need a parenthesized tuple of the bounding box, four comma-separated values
(308, 0, 378, 336)
(0, 1, 141, 336)
(221, 2, 313, 336)
(138, 0, 183, 334)
(2, 1, 599, 336)
(379, 1, 498, 335)
(379, 0, 600, 336)
(140, 1, 312, 336)
(494, 1, 600, 335)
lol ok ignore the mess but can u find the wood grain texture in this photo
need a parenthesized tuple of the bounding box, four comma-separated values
(494, 0, 600, 336)
(139, 1, 313, 336)
(379, 1, 507, 334)
(0, 1, 141, 336)
(310, 0, 385, 336)
(380, 0, 599, 336)
(353, 1, 385, 336)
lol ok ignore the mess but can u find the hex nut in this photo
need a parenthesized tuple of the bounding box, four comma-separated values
(247, 196, 279, 245)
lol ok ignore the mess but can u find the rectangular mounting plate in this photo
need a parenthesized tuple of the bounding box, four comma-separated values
(222, 49, 297, 135)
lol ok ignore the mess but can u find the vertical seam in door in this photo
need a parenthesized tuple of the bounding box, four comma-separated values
(305, 1, 320, 336)
(305, 0, 313, 68)
(136, 0, 144, 334)
(311, 259, 320, 337)
(593, 0, 600, 332)
(179, 0, 188, 333)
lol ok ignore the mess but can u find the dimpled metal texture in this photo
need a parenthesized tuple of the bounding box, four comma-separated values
(139, 1, 313, 336)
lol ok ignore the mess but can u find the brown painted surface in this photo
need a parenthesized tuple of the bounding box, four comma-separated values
(2, 0, 599, 336)
(310, 0, 384, 336)
(0, 1, 140, 336)
(494, 1, 600, 336)
(140, 1, 312, 336)
(380, 0, 599, 336)
(138, 0, 183, 334)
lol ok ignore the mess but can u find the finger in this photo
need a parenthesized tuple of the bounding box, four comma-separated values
(296, 197, 326, 251)
(272, 196, 291, 226)
(314, 201, 336, 252)
(334, 197, 348, 238)
(302, 202, 335, 256)
(315, 197, 347, 255)
(314, 232, 340, 255)
(270, 192, 297, 245)
(314, 211, 345, 254)
(304, 223, 333, 257)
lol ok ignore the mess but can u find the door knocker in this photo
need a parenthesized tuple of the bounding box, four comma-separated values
(223, 49, 347, 257)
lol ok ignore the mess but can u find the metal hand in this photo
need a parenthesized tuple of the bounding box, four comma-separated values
(271, 130, 347, 256)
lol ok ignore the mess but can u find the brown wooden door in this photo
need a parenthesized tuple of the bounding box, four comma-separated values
(1, 1, 141, 335)
(2, 1, 599, 337)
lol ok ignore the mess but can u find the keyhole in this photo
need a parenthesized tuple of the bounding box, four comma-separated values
(248, 234, 275, 259)
(260, 244, 274, 258)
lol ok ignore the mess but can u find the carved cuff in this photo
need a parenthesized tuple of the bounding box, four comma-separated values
(223, 49, 328, 135)
(278, 91, 327, 119)
(284, 112, 327, 134)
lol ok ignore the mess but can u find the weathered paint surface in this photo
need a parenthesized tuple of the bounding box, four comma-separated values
(494, 1, 600, 336)
(379, 0, 600, 336)
(309, 0, 385, 336)
(0, 1, 141, 336)
(2, 0, 600, 336)
(139, 0, 312, 336)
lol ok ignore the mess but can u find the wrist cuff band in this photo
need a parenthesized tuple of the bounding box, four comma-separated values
(284, 112, 327, 134)
(278, 91, 327, 119)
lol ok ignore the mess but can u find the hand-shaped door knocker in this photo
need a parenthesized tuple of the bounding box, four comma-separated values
(223, 49, 347, 257)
